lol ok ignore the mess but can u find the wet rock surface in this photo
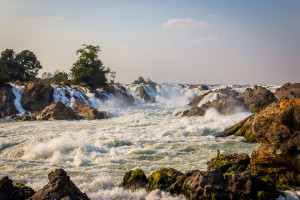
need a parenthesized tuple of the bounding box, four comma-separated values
(138, 85, 155, 103)
(104, 85, 135, 106)
(122, 168, 148, 191)
(36, 102, 79, 120)
(21, 82, 54, 112)
(0, 176, 33, 200)
(0, 84, 18, 117)
(72, 100, 108, 119)
(275, 82, 300, 100)
(28, 169, 90, 200)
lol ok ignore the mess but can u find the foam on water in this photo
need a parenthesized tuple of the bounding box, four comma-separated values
(1, 83, 295, 199)
(11, 85, 26, 114)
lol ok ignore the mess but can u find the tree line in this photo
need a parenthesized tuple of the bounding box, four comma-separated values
(0, 44, 115, 89)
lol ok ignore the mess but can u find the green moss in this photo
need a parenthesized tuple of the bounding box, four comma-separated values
(14, 183, 35, 196)
(250, 107, 261, 113)
(257, 191, 266, 200)
(234, 127, 246, 136)
(244, 130, 253, 137)
(212, 153, 227, 166)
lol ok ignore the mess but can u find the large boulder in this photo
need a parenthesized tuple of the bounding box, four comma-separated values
(138, 85, 155, 103)
(275, 82, 300, 100)
(36, 102, 79, 120)
(21, 82, 54, 112)
(220, 99, 300, 187)
(188, 91, 211, 107)
(0, 176, 33, 200)
(207, 152, 250, 174)
(72, 101, 108, 119)
(28, 169, 90, 200)
(0, 84, 18, 117)
(122, 168, 148, 191)
(104, 85, 135, 106)
(239, 86, 276, 112)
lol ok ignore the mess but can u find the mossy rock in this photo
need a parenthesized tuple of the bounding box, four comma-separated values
(14, 183, 35, 196)
(146, 167, 183, 192)
(207, 153, 250, 174)
(122, 168, 148, 191)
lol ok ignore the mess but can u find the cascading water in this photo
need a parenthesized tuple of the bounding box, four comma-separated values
(2, 83, 296, 200)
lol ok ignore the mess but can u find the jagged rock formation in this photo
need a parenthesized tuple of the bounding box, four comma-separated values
(104, 85, 135, 106)
(122, 169, 148, 191)
(0, 84, 18, 117)
(188, 91, 211, 107)
(220, 99, 300, 187)
(138, 85, 155, 103)
(28, 169, 90, 200)
(239, 85, 276, 112)
(72, 100, 108, 119)
(275, 82, 300, 100)
(0, 176, 34, 200)
(36, 102, 79, 120)
(21, 82, 54, 112)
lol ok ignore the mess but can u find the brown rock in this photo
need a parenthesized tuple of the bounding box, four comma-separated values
(239, 85, 276, 112)
(21, 82, 54, 112)
(104, 85, 135, 106)
(37, 102, 78, 120)
(138, 85, 155, 103)
(275, 82, 300, 100)
(0, 84, 18, 117)
(122, 169, 148, 191)
(72, 100, 108, 119)
(0, 176, 32, 200)
(28, 169, 90, 200)
(188, 91, 211, 107)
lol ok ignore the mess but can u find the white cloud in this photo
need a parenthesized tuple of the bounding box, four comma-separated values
(208, 14, 217, 18)
(194, 36, 220, 43)
(163, 18, 212, 29)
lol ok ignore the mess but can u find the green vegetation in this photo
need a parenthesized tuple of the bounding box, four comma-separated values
(0, 49, 42, 85)
(52, 70, 69, 85)
(70, 44, 110, 89)
(14, 183, 35, 196)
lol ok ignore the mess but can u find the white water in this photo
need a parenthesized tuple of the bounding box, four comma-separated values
(1, 83, 294, 199)
(11, 85, 26, 114)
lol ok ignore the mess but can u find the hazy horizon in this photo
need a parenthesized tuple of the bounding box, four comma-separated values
(1, 0, 299, 84)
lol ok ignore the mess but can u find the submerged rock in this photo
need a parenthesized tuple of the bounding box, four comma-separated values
(28, 169, 90, 200)
(21, 82, 54, 112)
(0, 176, 33, 200)
(122, 168, 148, 191)
(72, 100, 108, 119)
(36, 102, 78, 120)
(275, 82, 300, 100)
(0, 84, 18, 117)
(240, 85, 276, 112)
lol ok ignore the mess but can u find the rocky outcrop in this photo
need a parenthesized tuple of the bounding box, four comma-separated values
(138, 85, 155, 103)
(198, 85, 209, 90)
(36, 102, 78, 120)
(122, 166, 278, 200)
(122, 168, 148, 191)
(72, 100, 108, 119)
(0, 176, 34, 200)
(104, 85, 135, 106)
(240, 86, 276, 112)
(21, 82, 54, 112)
(28, 169, 90, 200)
(275, 82, 300, 100)
(207, 152, 250, 174)
(0, 84, 18, 117)
(188, 91, 211, 107)
(220, 99, 300, 187)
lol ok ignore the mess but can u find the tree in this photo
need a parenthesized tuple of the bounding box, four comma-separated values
(0, 49, 42, 82)
(52, 70, 68, 84)
(0, 65, 9, 86)
(70, 44, 110, 89)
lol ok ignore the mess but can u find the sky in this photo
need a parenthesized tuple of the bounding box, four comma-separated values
(0, 0, 299, 84)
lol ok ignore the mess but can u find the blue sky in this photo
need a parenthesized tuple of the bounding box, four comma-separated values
(1, 0, 299, 84)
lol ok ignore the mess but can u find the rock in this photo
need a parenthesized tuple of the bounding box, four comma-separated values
(226, 172, 279, 200)
(21, 82, 54, 112)
(207, 152, 250, 174)
(28, 169, 90, 200)
(138, 85, 155, 103)
(198, 85, 209, 90)
(104, 85, 135, 106)
(188, 92, 211, 107)
(122, 169, 148, 191)
(0, 176, 32, 200)
(72, 100, 108, 119)
(11, 112, 38, 121)
(146, 167, 183, 192)
(239, 86, 276, 112)
(37, 102, 79, 120)
(0, 84, 18, 117)
(14, 183, 35, 197)
(275, 82, 300, 100)
(220, 99, 300, 187)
